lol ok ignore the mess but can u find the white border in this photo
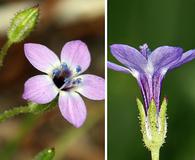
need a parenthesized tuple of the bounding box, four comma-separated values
(104, 0, 108, 159)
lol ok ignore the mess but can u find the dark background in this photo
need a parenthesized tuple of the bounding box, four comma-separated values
(108, 0, 195, 159)
(0, 0, 104, 160)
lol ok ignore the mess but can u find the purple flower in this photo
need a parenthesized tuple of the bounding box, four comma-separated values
(23, 40, 105, 128)
(108, 43, 195, 112)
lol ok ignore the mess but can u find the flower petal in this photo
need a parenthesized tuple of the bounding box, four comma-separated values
(75, 74, 105, 100)
(137, 74, 153, 110)
(152, 72, 164, 111)
(60, 40, 91, 74)
(110, 44, 147, 72)
(107, 61, 130, 74)
(24, 43, 61, 74)
(23, 75, 59, 104)
(137, 72, 163, 111)
(170, 49, 195, 70)
(149, 46, 183, 72)
(58, 91, 87, 128)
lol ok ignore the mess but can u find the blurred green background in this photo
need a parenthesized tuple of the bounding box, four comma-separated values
(0, 0, 104, 160)
(108, 0, 195, 159)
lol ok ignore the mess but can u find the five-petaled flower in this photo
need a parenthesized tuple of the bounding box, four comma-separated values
(23, 40, 105, 128)
(108, 43, 195, 113)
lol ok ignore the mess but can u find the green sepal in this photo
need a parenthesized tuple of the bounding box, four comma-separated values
(136, 98, 148, 147)
(33, 148, 55, 160)
(159, 97, 167, 138)
(7, 5, 39, 43)
(136, 98, 146, 132)
(136, 98, 168, 152)
(148, 99, 158, 136)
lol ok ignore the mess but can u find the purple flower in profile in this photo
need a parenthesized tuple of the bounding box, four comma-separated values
(108, 43, 195, 112)
(23, 40, 105, 128)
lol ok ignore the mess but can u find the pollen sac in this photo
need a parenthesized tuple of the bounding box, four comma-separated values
(61, 63, 68, 71)
(7, 5, 39, 43)
(136, 98, 167, 152)
(63, 78, 71, 86)
(76, 65, 82, 73)
(52, 68, 60, 77)
(72, 78, 82, 85)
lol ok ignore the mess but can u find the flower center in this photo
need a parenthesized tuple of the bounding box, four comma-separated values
(146, 61, 154, 74)
(52, 63, 82, 90)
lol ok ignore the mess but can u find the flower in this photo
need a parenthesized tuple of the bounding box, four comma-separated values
(23, 40, 105, 128)
(108, 43, 195, 113)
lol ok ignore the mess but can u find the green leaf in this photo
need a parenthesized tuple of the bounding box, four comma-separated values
(7, 5, 39, 43)
(33, 148, 55, 160)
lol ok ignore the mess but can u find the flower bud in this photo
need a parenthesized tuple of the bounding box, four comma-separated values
(7, 5, 39, 43)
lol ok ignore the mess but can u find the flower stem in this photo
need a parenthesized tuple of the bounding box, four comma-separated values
(0, 105, 30, 122)
(151, 148, 160, 160)
(0, 102, 56, 123)
(0, 40, 13, 67)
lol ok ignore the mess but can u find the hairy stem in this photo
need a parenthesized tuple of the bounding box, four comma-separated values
(0, 102, 56, 123)
(151, 148, 160, 160)
(0, 40, 13, 67)
(0, 105, 31, 122)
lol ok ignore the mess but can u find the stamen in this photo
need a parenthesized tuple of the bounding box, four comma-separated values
(64, 78, 71, 85)
(139, 43, 151, 58)
(60, 78, 71, 89)
(52, 65, 72, 89)
(61, 63, 68, 71)
(76, 65, 81, 73)
(52, 64, 81, 90)
(72, 78, 82, 85)
(52, 68, 60, 76)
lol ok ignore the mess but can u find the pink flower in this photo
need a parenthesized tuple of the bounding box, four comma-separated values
(23, 40, 105, 128)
